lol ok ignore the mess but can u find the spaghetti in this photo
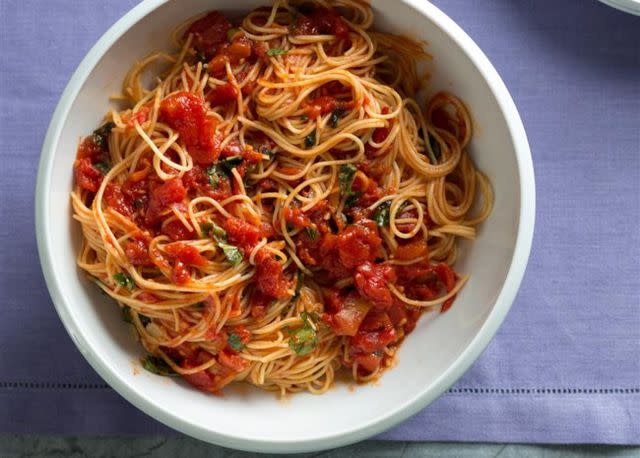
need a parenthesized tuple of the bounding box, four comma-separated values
(71, 0, 493, 396)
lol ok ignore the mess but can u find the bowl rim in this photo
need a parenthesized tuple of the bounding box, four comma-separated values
(598, 0, 640, 15)
(35, 0, 536, 453)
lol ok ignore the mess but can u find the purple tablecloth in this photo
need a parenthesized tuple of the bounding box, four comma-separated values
(1, 0, 638, 444)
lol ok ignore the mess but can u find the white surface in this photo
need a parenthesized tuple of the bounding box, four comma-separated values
(35, 0, 535, 453)
(598, 0, 640, 15)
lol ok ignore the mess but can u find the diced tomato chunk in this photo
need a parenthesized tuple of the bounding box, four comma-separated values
(207, 83, 238, 107)
(217, 350, 248, 372)
(295, 7, 350, 39)
(184, 11, 231, 58)
(223, 217, 263, 253)
(161, 219, 196, 241)
(165, 243, 208, 267)
(145, 178, 186, 226)
(334, 223, 382, 270)
(171, 260, 191, 285)
(350, 310, 397, 353)
(283, 207, 312, 230)
(159, 92, 220, 165)
(103, 183, 134, 217)
(125, 237, 152, 266)
(354, 261, 396, 308)
(331, 297, 371, 336)
(353, 352, 383, 373)
(394, 240, 428, 261)
(74, 157, 103, 192)
(254, 249, 289, 300)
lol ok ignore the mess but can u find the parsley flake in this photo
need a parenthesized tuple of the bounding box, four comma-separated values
(228, 333, 245, 351)
(373, 201, 391, 227)
(141, 355, 178, 377)
(114, 272, 135, 290)
(304, 130, 316, 148)
(267, 48, 288, 56)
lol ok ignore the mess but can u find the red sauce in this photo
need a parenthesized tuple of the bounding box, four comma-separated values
(158, 92, 221, 165)
(161, 219, 196, 241)
(183, 164, 232, 201)
(103, 183, 134, 217)
(304, 95, 354, 119)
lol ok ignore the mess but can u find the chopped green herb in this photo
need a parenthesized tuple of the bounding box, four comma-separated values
(94, 161, 110, 175)
(206, 164, 230, 189)
(228, 333, 245, 351)
(300, 115, 309, 122)
(141, 355, 178, 377)
(114, 272, 135, 290)
(208, 223, 227, 243)
(344, 191, 362, 208)
(133, 198, 144, 209)
(373, 201, 391, 227)
(338, 163, 357, 198)
(304, 130, 316, 148)
(261, 147, 274, 158)
(92, 122, 115, 150)
(194, 301, 206, 310)
(220, 243, 243, 265)
(227, 28, 240, 42)
(304, 226, 319, 240)
(427, 133, 441, 164)
(267, 47, 288, 56)
(195, 51, 208, 64)
(330, 108, 345, 128)
(288, 315, 317, 356)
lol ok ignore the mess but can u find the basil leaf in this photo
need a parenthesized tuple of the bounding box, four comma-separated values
(338, 164, 357, 197)
(228, 333, 245, 351)
(288, 324, 317, 356)
(219, 242, 243, 265)
(267, 47, 288, 56)
(304, 130, 316, 148)
(373, 201, 391, 227)
(206, 165, 226, 189)
(121, 306, 133, 323)
(261, 147, 274, 158)
(344, 191, 362, 208)
(200, 222, 214, 238)
(141, 355, 178, 377)
(94, 161, 110, 175)
(330, 108, 345, 128)
(114, 272, 135, 290)
(300, 115, 309, 122)
(92, 122, 115, 150)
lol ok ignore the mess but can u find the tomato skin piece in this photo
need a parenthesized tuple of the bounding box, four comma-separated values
(354, 261, 396, 308)
(207, 83, 238, 107)
(74, 157, 103, 192)
(283, 207, 312, 230)
(350, 310, 397, 354)
(184, 11, 231, 58)
(254, 249, 289, 300)
(145, 178, 187, 226)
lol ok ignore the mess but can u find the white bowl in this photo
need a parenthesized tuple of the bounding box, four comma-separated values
(598, 0, 640, 15)
(35, 0, 535, 453)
